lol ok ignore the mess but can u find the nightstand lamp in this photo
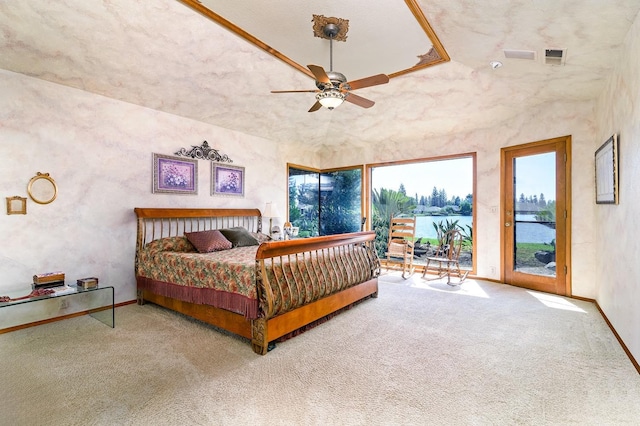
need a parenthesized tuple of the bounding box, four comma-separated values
(263, 202, 280, 237)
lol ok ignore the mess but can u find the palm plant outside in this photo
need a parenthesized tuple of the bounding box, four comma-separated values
(371, 188, 416, 258)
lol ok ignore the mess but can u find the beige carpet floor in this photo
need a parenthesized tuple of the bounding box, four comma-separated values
(2, 273, 639, 425)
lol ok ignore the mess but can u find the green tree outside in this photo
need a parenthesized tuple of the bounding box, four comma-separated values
(371, 188, 416, 257)
(320, 169, 362, 235)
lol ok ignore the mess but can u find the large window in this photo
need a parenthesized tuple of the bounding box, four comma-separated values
(288, 165, 362, 237)
(288, 166, 319, 237)
(367, 154, 475, 271)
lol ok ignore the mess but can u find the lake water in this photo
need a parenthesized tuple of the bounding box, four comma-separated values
(415, 215, 555, 244)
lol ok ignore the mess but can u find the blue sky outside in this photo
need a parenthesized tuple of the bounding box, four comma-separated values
(371, 157, 473, 201)
(514, 152, 556, 202)
(371, 154, 555, 203)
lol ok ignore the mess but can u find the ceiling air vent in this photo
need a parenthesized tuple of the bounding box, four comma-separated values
(503, 49, 536, 60)
(544, 48, 567, 65)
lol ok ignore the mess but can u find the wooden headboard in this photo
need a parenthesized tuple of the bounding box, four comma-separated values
(134, 208, 262, 247)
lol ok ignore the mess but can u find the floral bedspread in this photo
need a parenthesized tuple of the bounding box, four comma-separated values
(137, 237, 259, 300)
(136, 236, 378, 319)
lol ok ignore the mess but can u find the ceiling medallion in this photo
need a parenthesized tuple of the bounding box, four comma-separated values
(415, 47, 442, 67)
(312, 15, 349, 41)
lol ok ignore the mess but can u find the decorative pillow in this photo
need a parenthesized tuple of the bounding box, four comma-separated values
(185, 230, 233, 253)
(251, 231, 272, 244)
(144, 236, 196, 254)
(219, 227, 259, 247)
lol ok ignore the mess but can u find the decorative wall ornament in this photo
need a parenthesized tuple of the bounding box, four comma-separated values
(175, 140, 232, 163)
(415, 47, 441, 67)
(27, 172, 58, 204)
(6, 196, 27, 215)
(312, 15, 349, 41)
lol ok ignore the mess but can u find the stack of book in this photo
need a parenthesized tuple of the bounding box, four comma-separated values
(76, 277, 99, 289)
(33, 271, 65, 289)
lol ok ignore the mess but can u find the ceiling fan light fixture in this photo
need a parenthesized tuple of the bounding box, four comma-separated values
(271, 22, 388, 112)
(316, 89, 346, 109)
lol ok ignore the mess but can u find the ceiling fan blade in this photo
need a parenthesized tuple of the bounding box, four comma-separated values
(344, 92, 375, 109)
(308, 101, 322, 112)
(307, 64, 330, 84)
(346, 74, 390, 91)
(271, 90, 319, 93)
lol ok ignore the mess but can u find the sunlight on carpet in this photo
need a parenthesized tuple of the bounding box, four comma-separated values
(526, 290, 587, 313)
(409, 278, 489, 298)
(380, 271, 490, 298)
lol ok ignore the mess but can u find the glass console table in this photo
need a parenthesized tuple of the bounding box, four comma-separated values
(0, 285, 114, 331)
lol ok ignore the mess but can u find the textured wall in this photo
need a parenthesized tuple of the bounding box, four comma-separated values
(594, 11, 640, 363)
(318, 99, 598, 298)
(0, 65, 607, 335)
(0, 70, 298, 310)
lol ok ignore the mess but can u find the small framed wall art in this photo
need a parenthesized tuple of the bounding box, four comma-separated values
(153, 153, 198, 195)
(595, 134, 619, 204)
(6, 196, 27, 215)
(212, 163, 245, 197)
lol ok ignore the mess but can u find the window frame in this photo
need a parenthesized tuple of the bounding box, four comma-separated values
(365, 153, 477, 275)
(287, 163, 364, 236)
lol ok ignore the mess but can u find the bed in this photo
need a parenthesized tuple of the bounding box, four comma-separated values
(134, 208, 380, 354)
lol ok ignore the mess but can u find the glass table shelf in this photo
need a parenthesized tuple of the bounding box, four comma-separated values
(0, 285, 114, 330)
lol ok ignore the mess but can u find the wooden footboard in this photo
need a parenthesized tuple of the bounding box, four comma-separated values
(134, 208, 380, 355)
(255, 232, 380, 319)
(250, 278, 378, 354)
(251, 232, 380, 354)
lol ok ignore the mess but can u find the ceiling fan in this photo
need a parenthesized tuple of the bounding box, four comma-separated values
(271, 23, 390, 112)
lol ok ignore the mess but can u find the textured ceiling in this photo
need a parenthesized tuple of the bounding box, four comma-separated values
(1, 0, 639, 151)
(192, 0, 448, 80)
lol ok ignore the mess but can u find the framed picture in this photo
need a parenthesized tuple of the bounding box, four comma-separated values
(153, 153, 198, 195)
(6, 196, 27, 215)
(595, 134, 619, 204)
(212, 163, 245, 197)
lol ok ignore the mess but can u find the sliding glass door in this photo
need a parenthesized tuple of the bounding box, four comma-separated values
(319, 168, 362, 235)
(288, 165, 362, 237)
(288, 166, 319, 237)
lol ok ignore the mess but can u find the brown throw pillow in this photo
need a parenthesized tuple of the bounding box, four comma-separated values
(185, 230, 232, 253)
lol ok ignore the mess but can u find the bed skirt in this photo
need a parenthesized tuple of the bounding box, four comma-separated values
(136, 276, 259, 319)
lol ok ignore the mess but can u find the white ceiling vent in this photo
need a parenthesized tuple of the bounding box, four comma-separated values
(544, 48, 567, 65)
(503, 49, 536, 60)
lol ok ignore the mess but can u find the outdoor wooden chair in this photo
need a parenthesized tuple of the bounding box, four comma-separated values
(422, 228, 469, 285)
(385, 215, 416, 279)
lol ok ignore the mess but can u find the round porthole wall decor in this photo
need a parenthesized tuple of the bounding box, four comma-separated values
(27, 172, 58, 205)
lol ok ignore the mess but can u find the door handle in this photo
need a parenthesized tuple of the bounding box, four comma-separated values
(505, 222, 511, 227)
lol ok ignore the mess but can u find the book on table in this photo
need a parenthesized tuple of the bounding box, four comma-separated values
(32, 280, 65, 289)
(33, 271, 65, 284)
